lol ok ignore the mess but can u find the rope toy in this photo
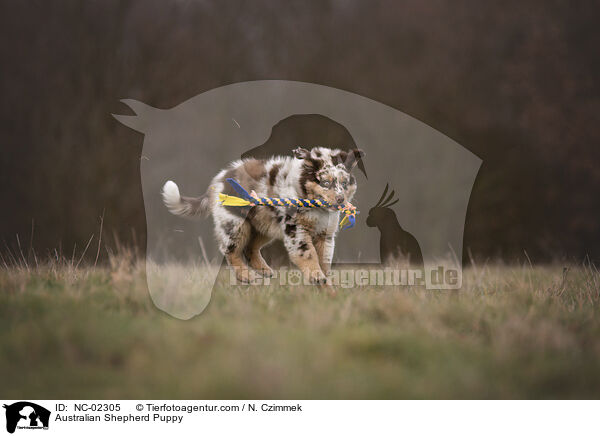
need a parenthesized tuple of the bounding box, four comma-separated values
(218, 178, 358, 230)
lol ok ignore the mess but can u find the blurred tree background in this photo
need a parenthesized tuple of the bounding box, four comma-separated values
(1, 0, 598, 264)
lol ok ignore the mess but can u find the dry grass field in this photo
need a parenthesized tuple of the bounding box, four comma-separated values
(1, 252, 599, 399)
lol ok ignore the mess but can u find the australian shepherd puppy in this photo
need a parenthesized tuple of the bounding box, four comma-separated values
(162, 147, 364, 285)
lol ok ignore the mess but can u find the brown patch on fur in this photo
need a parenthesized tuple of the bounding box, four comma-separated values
(269, 163, 281, 186)
(331, 151, 346, 167)
(298, 162, 319, 197)
(284, 223, 297, 238)
(295, 213, 318, 233)
(243, 159, 267, 180)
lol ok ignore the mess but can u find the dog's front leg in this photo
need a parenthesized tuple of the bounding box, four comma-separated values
(283, 224, 327, 285)
(313, 232, 335, 276)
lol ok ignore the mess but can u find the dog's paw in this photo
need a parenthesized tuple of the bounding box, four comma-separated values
(235, 268, 262, 285)
(310, 272, 329, 286)
(254, 266, 274, 278)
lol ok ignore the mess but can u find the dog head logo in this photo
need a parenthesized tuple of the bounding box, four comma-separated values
(113, 80, 481, 319)
(3, 402, 50, 434)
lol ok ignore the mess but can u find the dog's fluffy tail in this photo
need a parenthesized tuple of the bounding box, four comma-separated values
(162, 180, 211, 219)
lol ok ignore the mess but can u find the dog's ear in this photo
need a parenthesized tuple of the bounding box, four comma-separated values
(334, 148, 365, 171)
(292, 147, 311, 160)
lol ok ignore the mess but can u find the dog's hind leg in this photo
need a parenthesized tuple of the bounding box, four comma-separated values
(245, 232, 274, 277)
(217, 216, 258, 284)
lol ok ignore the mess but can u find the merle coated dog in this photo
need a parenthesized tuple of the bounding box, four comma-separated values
(162, 147, 364, 284)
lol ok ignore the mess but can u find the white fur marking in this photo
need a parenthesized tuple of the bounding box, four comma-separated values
(162, 180, 191, 216)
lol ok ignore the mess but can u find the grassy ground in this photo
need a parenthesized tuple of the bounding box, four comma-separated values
(1, 256, 600, 399)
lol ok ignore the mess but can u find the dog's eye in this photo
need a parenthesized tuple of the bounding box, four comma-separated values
(342, 181, 348, 189)
(320, 180, 331, 188)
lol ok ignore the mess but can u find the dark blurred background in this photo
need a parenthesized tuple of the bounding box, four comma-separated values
(1, 0, 599, 264)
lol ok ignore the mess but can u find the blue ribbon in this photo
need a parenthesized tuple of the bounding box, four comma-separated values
(226, 178, 254, 202)
(341, 214, 356, 230)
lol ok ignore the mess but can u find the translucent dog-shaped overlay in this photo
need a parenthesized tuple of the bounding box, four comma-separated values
(113, 81, 481, 319)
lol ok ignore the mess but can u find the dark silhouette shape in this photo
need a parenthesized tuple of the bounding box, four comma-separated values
(3, 402, 51, 434)
(28, 411, 38, 427)
(241, 114, 367, 178)
(240, 114, 366, 268)
(366, 184, 423, 267)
